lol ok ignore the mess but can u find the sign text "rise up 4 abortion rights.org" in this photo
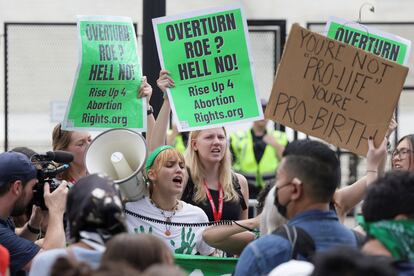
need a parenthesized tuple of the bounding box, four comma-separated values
(153, 4, 262, 131)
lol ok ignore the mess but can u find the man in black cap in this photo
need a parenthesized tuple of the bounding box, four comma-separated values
(0, 151, 68, 275)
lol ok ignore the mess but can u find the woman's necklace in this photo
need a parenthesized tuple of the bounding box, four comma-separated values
(150, 198, 179, 236)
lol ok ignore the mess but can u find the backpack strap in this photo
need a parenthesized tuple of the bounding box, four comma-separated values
(272, 225, 316, 260)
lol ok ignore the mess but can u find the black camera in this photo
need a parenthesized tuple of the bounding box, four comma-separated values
(30, 151, 73, 210)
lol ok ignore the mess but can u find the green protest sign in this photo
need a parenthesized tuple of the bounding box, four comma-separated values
(62, 16, 145, 131)
(153, 4, 262, 131)
(326, 16, 411, 65)
(175, 254, 238, 276)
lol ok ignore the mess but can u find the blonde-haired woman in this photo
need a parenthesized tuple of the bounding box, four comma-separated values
(181, 128, 249, 221)
(152, 70, 249, 222)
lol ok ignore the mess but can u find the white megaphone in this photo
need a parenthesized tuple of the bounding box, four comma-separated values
(85, 128, 148, 202)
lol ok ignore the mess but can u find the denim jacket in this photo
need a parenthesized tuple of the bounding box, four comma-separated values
(234, 209, 358, 276)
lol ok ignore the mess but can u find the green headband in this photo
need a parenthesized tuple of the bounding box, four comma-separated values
(145, 145, 174, 173)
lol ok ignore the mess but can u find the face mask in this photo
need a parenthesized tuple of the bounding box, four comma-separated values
(274, 186, 291, 218)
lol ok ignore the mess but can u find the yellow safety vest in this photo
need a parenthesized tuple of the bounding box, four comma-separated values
(174, 134, 186, 154)
(167, 129, 186, 154)
(230, 129, 288, 187)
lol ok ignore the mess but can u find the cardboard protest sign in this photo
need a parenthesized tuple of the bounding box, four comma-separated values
(62, 16, 145, 131)
(153, 4, 262, 131)
(266, 24, 408, 156)
(326, 16, 411, 65)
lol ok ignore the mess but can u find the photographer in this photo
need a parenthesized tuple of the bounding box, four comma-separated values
(0, 151, 67, 276)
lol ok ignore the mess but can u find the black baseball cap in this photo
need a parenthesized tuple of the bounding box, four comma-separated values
(0, 151, 37, 187)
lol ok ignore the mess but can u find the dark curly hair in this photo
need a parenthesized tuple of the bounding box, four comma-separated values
(362, 171, 414, 222)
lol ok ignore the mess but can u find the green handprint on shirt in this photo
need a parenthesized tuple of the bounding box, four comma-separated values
(134, 225, 153, 234)
(172, 227, 196, 254)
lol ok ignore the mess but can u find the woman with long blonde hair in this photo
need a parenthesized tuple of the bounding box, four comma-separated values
(181, 128, 249, 221)
(152, 70, 249, 222)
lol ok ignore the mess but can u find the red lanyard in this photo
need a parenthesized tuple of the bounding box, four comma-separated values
(204, 180, 224, 221)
